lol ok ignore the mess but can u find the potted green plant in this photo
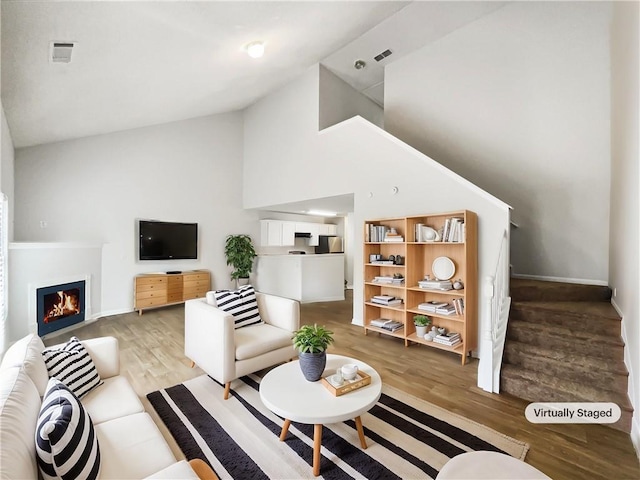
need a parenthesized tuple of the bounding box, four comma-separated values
(413, 314, 431, 338)
(224, 234, 257, 287)
(292, 324, 334, 381)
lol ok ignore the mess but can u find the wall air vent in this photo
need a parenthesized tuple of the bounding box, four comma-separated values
(50, 42, 75, 63)
(374, 49, 393, 62)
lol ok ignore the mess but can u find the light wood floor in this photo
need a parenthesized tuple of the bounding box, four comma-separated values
(44, 291, 640, 480)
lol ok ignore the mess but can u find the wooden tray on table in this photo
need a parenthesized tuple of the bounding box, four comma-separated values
(321, 371, 371, 397)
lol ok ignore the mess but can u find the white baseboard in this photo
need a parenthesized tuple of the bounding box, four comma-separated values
(97, 308, 134, 317)
(300, 296, 345, 304)
(632, 417, 640, 460)
(611, 298, 624, 317)
(511, 273, 608, 287)
(616, 299, 639, 457)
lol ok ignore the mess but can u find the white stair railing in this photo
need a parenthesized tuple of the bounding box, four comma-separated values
(478, 230, 511, 393)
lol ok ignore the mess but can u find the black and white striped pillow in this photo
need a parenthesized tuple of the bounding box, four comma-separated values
(35, 378, 101, 480)
(213, 285, 264, 329)
(42, 337, 103, 398)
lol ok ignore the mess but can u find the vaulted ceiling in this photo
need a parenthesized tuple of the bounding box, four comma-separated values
(2, 1, 505, 150)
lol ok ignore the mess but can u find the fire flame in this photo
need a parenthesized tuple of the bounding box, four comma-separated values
(44, 290, 80, 323)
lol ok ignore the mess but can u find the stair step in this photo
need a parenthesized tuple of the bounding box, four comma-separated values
(510, 301, 621, 335)
(503, 341, 629, 392)
(506, 321, 625, 360)
(510, 278, 611, 302)
(500, 365, 632, 433)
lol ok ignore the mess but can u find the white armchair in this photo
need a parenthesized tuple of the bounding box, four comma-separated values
(184, 292, 300, 399)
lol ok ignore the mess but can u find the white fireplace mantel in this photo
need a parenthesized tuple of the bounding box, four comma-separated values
(8, 242, 103, 342)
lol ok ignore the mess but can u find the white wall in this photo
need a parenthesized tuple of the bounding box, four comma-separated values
(13, 113, 258, 324)
(244, 66, 510, 364)
(1, 103, 15, 241)
(244, 66, 322, 209)
(1, 102, 16, 353)
(384, 1, 611, 283)
(610, 1, 639, 454)
(319, 65, 384, 131)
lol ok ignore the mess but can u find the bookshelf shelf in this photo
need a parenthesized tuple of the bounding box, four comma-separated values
(363, 211, 477, 365)
(365, 302, 405, 311)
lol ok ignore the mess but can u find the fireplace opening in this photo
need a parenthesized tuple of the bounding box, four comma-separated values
(37, 280, 86, 336)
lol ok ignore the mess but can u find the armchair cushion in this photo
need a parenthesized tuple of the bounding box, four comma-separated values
(235, 324, 294, 361)
(212, 285, 263, 329)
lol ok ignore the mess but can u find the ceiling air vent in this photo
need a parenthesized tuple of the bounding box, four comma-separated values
(50, 42, 75, 63)
(374, 49, 393, 62)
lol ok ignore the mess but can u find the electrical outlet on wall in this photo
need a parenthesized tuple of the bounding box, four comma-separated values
(39, 220, 47, 228)
(613, 287, 617, 298)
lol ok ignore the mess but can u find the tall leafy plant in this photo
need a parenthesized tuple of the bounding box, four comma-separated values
(224, 234, 257, 280)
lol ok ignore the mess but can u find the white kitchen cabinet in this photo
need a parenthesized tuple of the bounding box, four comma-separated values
(307, 223, 320, 246)
(294, 222, 311, 234)
(293, 221, 320, 246)
(281, 221, 295, 246)
(318, 224, 337, 235)
(260, 220, 295, 246)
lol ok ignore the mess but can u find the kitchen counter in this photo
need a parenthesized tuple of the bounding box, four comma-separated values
(255, 254, 345, 303)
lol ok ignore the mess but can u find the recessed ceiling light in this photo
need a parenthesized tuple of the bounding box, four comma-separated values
(354, 59, 366, 70)
(246, 41, 265, 59)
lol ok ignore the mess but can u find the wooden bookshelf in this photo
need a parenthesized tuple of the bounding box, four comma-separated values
(363, 211, 477, 365)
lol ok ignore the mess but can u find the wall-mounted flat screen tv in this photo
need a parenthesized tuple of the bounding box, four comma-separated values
(139, 220, 198, 260)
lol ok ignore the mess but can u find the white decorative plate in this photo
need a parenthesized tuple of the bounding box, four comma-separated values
(432, 256, 455, 280)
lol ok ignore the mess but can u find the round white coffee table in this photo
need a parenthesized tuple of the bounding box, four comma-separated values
(260, 354, 382, 477)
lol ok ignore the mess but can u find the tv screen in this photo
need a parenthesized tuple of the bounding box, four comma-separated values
(139, 220, 198, 260)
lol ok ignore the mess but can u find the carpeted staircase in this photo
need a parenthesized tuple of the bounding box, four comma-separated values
(501, 278, 632, 432)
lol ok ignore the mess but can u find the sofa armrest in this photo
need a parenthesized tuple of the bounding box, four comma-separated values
(184, 299, 236, 383)
(81, 337, 120, 379)
(256, 292, 300, 333)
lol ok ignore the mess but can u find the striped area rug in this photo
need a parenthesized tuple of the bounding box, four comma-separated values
(147, 374, 528, 479)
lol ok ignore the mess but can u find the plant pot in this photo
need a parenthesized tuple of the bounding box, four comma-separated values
(415, 325, 428, 338)
(298, 351, 326, 382)
(236, 277, 250, 288)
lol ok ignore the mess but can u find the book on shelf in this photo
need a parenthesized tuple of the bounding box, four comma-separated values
(433, 337, 461, 347)
(434, 332, 461, 346)
(435, 304, 457, 315)
(418, 280, 453, 291)
(373, 295, 396, 301)
(415, 223, 423, 242)
(368, 225, 403, 243)
(373, 276, 405, 284)
(453, 298, 465, 315)
(436, 333, 460, 341)
(442, 217, 465, 242)
(371, 298, 403, 306)
(418, 301, 449, 312)
(372, 260, 395, 265)
(381, 324, 403, 332)
(369, 318, 403, 332)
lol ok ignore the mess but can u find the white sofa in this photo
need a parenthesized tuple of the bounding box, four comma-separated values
(0, 334, 206, 479)
(185, 291, 300, 399)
